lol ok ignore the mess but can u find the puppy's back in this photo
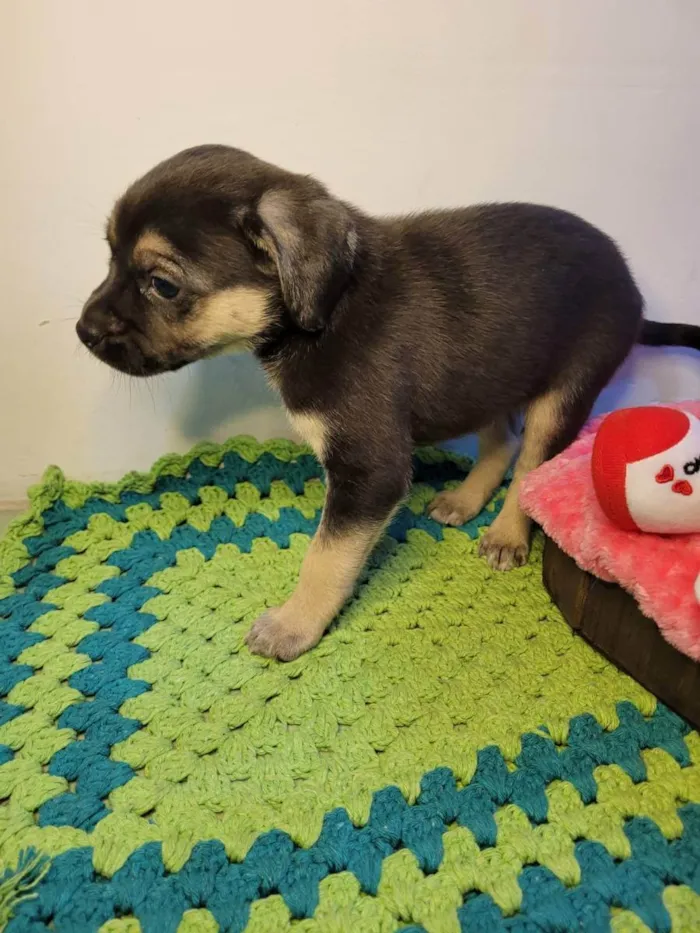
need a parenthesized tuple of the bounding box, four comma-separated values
(374, 203, 643, 439)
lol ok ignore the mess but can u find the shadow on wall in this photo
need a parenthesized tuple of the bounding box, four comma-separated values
(594, 345, 699, 415)
(177, 352, 288, 441)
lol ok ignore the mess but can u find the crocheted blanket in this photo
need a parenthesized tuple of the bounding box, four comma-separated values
(0, 438, 698, 933)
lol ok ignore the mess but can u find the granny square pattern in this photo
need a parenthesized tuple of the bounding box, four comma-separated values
(0, 438, 698, 932)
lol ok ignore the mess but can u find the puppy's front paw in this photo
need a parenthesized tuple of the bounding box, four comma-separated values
(245, 607, 324, 661)
(428, 489, 481, 526)
(478, 527, 529, 572)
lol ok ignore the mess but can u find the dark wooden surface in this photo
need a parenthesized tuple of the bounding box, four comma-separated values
(542, 535, 700, 730)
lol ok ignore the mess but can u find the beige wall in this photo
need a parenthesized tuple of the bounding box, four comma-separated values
(1, 0, 699, 500)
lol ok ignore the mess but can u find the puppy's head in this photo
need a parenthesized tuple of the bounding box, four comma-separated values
(77, 145, 358, 376)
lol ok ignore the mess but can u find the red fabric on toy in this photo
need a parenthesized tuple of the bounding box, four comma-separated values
(520, 401, 700, 662)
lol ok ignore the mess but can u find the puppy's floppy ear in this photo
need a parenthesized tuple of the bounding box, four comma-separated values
(237, 189, 357, 331)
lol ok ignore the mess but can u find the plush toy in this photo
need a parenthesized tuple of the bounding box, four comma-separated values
(592, 405, 700, 534)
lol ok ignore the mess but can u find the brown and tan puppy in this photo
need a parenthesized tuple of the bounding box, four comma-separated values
(78, 144, 700, 660)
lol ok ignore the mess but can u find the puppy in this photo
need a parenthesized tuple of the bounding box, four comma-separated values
(78, 144, 700, 660)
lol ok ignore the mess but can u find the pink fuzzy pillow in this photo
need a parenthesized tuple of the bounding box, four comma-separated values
(520, 401, 700, 662)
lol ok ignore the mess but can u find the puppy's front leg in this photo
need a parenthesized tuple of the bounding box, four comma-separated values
(246, 464, 409, 661)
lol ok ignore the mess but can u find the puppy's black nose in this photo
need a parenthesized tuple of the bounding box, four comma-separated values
(77, 306, 127, 350)
(76, 317, 104, 350)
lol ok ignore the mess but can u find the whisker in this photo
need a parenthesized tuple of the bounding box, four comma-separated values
(145, 378, 157, 415)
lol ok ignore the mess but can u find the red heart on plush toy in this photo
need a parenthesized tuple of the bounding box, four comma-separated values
(672, 480, 693, 496)
(655, 464, 674, 483)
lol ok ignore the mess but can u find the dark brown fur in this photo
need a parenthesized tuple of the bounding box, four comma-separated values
(78, 144, 700, 659)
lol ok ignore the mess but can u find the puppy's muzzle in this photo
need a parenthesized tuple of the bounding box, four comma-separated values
(77, 302, 154, 375)
(77, 301, 186, 376)
(75, 303, 128, 352)
(76, 303, 128, 352)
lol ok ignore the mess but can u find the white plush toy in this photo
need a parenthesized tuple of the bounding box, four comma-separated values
(591, 405, 700, 605)
(592, 405, 700, 534)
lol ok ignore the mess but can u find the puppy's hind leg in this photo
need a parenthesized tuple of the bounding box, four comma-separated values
(429, 418, 517, 526)
(479, 386, 593, 571)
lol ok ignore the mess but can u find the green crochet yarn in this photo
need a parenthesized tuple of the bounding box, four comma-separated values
(0, 437, 698, 932)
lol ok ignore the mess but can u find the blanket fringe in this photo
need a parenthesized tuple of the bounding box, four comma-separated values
(0, 850, 50, 930)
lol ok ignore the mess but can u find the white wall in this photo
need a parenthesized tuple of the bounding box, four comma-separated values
(1, 0, 699, 501)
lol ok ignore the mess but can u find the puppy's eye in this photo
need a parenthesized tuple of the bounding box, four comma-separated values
(150, 275, 180, 300)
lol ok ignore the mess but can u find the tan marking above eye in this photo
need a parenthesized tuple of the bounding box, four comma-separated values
(131, 230, 180, 270)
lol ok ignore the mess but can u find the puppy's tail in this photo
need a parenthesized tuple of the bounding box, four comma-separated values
(639, 320, 700, 350)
